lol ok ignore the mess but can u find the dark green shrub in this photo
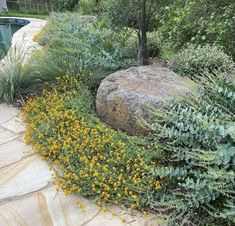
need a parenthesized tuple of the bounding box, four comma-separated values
(77, 0, 104, 14)
(147, 32, 161, 58)
(170, 44, 233, 78)
(159, 1, 235, 60)
(53, 0, 79, 11)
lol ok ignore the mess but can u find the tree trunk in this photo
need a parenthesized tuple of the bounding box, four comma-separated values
(137, 0, 148, 65)
(0, 0, 8, 13)
(95, 0, 102, 13)
(95, 0, 101, 5)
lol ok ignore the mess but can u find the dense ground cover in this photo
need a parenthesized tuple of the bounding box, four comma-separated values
(23, 75, 163, 210)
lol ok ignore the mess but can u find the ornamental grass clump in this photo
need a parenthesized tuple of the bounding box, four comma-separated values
(0, 44, 44, 104)
(22, 75, 162, 209)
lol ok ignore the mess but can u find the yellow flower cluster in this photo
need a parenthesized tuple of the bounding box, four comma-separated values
(23, 75, 162, 209)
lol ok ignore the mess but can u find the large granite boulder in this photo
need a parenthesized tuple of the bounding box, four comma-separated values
(96, 65, 197, 135)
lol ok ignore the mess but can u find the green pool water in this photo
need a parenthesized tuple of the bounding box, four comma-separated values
(0, 18, 29, 59)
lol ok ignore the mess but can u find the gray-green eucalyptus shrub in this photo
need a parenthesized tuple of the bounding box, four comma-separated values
(149, 70, 235, 226)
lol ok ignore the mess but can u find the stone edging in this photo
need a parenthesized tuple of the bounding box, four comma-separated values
(0, 17, 46, 67)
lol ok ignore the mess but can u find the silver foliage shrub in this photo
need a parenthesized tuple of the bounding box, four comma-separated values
(170, 44, 233, 78)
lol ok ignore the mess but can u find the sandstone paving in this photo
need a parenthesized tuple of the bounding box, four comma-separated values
(1, 116, 26, 134)
(0, 127, 5, 133)
(0, 129, 19, 145)
(0, 155, 52, 201)
(0, 185, 159, 226)
(0, 186, 101, 226)
(0, 139, 32, 168)
(0, 103, 20, 124)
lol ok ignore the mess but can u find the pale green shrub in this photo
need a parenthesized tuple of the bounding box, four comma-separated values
(170, 44, 233, 78)
(38, 13, 137, 73)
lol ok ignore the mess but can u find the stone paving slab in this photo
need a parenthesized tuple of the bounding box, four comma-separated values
(0, 186, 100, 226)
(0, 103, 20, 124)
(0, 185, 158, 226)
(0, 139, 32, 168)
(1, 116, 26, 134)
(0, 127, 6, 133)
(0, 129, 18, 145)
(0, 155, 51, 201)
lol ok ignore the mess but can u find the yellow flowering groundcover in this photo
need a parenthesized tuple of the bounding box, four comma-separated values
(23, 75, 162, 209)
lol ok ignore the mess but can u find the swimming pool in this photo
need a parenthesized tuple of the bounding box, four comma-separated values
(0, 18, 29, 59)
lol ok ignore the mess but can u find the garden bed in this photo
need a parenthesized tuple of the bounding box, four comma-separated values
(1, 11, 235, 226)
